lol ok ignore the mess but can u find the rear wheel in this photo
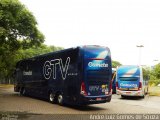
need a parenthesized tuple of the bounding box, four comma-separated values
(142, 91, 145, 98)
(121, 95, 126, 98)
(49, 92, 56, 104)
(20, 87, 26, 96)
(57, 94, 64, 105)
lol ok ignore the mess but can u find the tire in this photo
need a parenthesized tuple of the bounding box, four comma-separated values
(49, 92, 56, 104)
(142, 91, 145, 98)
(57, 94, 64, 105)
(141, 95, 145, 98)
(20, 87, 26, 96)
(121, 95, 125, 98)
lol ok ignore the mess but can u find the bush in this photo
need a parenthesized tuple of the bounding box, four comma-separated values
(149, 79, 160, 86)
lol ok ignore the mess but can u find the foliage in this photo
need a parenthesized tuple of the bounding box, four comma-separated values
(142, 67, 150, 80)
(17, 44, 63, 60)
(148, 86, 160, 96)
(112, 60, 121, 68)
(0, 0, 45, 83)
(152, 63, 160, 79)
(149, 63, 160, 86)
(0, 44, 63, 84)
(0, 0, 44, 52)
(149, 80, 160, 86)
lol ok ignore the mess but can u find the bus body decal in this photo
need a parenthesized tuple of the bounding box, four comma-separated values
(43, 57, 70, 80)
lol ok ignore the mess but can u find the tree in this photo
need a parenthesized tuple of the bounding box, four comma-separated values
(112, 60, 121, 68)
(153, 63, 160, 79)
(149, 63, 160, 86)
(17, 44, 63, 60)
(142, 67, 150, 80)
(0, 44, 63, 84)
(0, 0, 44, 53)
(0, 0, 44, 83)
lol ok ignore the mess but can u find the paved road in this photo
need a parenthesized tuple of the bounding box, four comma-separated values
(0, 86, 160, 119)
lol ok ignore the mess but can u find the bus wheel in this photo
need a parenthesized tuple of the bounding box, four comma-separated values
(142, 91, 145, 98)
(20, 88, 26, 96)
(57, 94, 64, 105)
(49, 92, 56, 104)
(121, 95, 125, 98)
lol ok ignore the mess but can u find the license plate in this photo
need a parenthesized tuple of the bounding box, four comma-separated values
(126, 92, 131, 94)
(96, 98, 102, 100)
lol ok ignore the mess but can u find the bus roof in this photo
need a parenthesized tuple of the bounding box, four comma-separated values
(17, 45, 110, 63)
(117, 65, 141, 77)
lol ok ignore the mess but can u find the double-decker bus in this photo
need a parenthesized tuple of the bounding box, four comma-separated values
(14, 45, 112, 105)
(116, 65, 148, 98)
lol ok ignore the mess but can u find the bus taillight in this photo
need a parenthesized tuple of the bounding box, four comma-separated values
(80, 82, 87, 96)
(138, 82, 142, 90)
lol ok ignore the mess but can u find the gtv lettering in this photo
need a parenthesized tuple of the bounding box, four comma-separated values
(43, 57, 70, 80)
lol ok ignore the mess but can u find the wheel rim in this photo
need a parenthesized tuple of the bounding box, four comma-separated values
(22, 88, 25, 95)
(58, 95, 63, 104)
(50, 93, 54, 102)
(23, 89, 26, 95)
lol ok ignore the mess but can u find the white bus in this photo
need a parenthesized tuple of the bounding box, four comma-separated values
(116, 65, 149, 98)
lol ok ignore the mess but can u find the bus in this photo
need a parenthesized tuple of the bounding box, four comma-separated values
(112, 68, 116, 94)
(116, 65, 148, 98)
(14, 45, 112, 105)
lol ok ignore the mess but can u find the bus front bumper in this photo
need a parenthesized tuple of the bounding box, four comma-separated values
(116, 90, 144, 96)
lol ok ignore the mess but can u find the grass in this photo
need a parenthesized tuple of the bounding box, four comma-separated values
(149, 86, 160, 96)
(0, 84, 14, 88)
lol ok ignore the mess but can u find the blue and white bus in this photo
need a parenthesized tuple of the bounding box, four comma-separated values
(14, 45, 112, 105)
(116, 65, 148, 98)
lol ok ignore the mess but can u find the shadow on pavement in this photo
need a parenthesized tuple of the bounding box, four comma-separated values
(63, 104, 107, 111)
(119, 96, 144, 100)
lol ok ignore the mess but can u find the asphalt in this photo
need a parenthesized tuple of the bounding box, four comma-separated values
(0, 86, 160, 120)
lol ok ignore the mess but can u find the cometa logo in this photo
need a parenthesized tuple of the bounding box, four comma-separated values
(120, 83, 138, 88)
(88, 62, 108, 67)
(43, 57, 70, 80)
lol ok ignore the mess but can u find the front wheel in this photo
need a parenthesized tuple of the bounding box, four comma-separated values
(121, 95, 125, 98)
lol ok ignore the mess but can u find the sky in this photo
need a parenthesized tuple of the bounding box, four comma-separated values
(20, 0, 160, 66)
